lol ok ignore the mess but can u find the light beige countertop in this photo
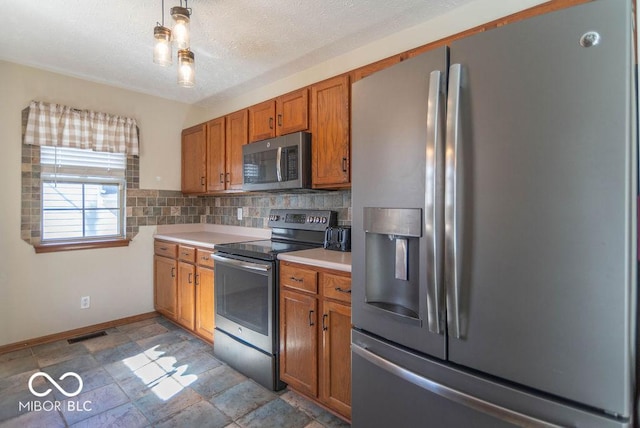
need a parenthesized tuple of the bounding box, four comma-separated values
(154, 224, 270, 249)
(278, 248, 352, 273)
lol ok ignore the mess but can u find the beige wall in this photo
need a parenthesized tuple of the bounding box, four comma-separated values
(0, 61, 206, 346)
(0, 0, 556, 346)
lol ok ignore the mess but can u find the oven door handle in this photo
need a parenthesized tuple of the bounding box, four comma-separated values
(212, 254, 272, 272)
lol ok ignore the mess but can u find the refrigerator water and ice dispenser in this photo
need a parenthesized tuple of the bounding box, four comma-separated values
(363, 207, 422, 320)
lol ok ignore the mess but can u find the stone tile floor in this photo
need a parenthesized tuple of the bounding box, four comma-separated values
(0, 317, 350, 428)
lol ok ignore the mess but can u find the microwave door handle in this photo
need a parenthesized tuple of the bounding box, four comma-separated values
(276, 147, 283, 182)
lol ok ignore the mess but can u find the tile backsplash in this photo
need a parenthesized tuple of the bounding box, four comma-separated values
(208, 191, 351, 228)
(128, 189, 352, 231)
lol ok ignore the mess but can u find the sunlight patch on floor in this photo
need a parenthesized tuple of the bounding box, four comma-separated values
(123, 345, 198, 401)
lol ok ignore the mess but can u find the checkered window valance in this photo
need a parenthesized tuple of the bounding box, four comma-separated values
(24, 100, 139, 156)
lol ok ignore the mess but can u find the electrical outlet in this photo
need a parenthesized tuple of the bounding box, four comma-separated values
(237, 207, 243, 220)
(80, 296, 90, 309)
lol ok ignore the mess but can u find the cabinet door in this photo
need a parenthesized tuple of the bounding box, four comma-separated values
(249, 100, 275, 143)
(276, 88, 308, 136)
(320, 299, 352, 419)
(207, 117, 226, 192)
(225, 109, 248, 190)
(181, 123, 207, 194)
(280, 289, 318, 396)
(311, 75, 350, 188)
(154, 255, 177, 319)
(177, 261, 196, 330)
(195, 266, 214, 342)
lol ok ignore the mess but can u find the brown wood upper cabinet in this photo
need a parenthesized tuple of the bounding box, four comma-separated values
(206, 110, 248, 192)
(248, 88, 309, 143)
(182, 109, 248, 194)
(181, 123, 207, 193)
(225, 109, 248, 190)
(311, 75, 350, 189)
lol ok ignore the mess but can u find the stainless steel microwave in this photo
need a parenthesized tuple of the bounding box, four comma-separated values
(242, 131, 311, 191)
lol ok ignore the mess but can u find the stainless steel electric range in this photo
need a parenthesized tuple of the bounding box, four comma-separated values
(212, 209, 337, 391)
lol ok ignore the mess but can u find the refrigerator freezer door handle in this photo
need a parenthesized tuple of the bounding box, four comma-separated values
(445, 63, 463, 339)
(426, 69, 445, 334)
(352, 344, 563, 428)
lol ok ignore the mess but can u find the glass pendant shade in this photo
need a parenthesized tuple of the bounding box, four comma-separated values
(171, 6, 190, 50)
(177, 49, 195, 87)
(153, 26, 172, 66)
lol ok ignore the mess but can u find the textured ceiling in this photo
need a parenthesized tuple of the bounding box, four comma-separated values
(2, 0, 475, 108)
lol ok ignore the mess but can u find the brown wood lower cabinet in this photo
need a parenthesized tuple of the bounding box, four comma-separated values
(154, 241, 178, 319)
(195, 262, 215, 340)
(279, 261, 351, 420)
(154, 240, 215, 342)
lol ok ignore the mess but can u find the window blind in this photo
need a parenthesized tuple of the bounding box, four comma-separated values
(41, 146, 126, 179)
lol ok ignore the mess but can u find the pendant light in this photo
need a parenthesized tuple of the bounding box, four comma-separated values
(178, 49, 195, 87)
(170, 3, 191, 50)
(153, 0, 172, 66)
(152, 0, 195, 87)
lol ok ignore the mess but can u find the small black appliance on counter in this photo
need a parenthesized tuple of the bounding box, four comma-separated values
(323, 226, 351, 252)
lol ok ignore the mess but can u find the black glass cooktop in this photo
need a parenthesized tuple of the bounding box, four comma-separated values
(215, 239, 320, 261)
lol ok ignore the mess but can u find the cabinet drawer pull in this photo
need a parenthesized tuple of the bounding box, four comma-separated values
(219, 173, 224, 184)
(322, 314, 328, 331)
(171, 267, 176, 278)
(181, 252, 190, 256)
(160, 246, 168, 251)
(277, 114, 282, 127)
(201, 256, 210, 261)
(308, 310, 315, 326)
(195, 273, 200, 286)
(335, 287, 351, 294)
(225, 172, 230, 183)
(201, 176, 205, 186)
(269, 117, 274, 129)
(289, 276, 303, 283)
(188, 273, 193, 284)
(342, 157, 348, 172)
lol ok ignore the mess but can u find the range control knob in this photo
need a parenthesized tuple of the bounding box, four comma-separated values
(315, 216, 321, 223)
(307, 216, 313, 223)
(321, 217, 327, 224)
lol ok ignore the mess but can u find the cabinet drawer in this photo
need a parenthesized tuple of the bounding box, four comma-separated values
(155, 241, 177, 258)
(322, 273, 351, 303)
(197, 248, 215, 268)
(178, 245, 196, 263)
(281, 263, 318, 294)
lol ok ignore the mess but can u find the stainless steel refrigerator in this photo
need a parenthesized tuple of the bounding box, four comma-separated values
(351, 1, 637, 426)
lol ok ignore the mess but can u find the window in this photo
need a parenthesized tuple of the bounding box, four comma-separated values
(40, 146, 126, 241)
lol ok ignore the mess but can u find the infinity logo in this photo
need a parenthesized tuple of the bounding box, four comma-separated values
(28, 372, 83, 398)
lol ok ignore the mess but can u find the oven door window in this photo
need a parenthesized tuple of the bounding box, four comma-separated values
(216, 260, 270, 336)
